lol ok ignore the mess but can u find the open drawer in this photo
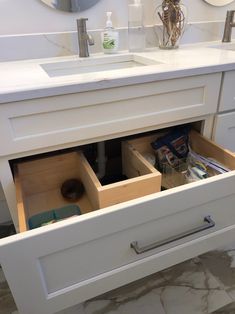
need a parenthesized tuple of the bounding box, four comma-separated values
(1, 130, 235, 314)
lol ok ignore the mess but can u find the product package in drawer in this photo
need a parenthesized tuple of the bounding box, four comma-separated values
(125, 128, 235, 190)
(14, 152, 98, 232)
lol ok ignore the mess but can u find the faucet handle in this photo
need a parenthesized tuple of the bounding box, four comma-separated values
(226, 10, 235, 19)
(87, 34, 95, 46)
(222, 10, 235, 42)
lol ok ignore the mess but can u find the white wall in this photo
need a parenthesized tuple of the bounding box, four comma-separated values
(0, 0, 235, 36)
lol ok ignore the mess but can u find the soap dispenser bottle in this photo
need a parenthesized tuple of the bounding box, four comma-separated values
(102, 12, 119, 54)
(128, 0, 145, 52)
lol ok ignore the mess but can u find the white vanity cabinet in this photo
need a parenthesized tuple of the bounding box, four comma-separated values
(2, 72, 235, 314)
(214, 70, 235, 151)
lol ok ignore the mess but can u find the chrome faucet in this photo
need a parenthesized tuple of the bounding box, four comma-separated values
(76, 18, 94, 57)
(222, 10, 235, 42)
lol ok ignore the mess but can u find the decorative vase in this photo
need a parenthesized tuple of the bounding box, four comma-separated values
(154, 0, 187, 49)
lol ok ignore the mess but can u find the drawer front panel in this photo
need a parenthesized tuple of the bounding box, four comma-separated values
(214, 112, 235, 151)
(219, 71, 235, 112)
(0, 73, 221, 156)
(38, 196, 231, 295)
(1, 172, 235, 314)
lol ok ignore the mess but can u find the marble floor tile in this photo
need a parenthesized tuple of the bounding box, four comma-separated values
(0, 268, 17, 314)
(0, 283, 17, 314)
(57, 304, 85, 314)
(0, 268, 5, 284)
(212, 301, 235, 313)
(83, 258, 232, 314)
(84, 292, 166, 314)
(200, 249, 235, 303)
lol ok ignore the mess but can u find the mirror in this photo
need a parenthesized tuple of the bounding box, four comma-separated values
(203, 0, 234, 6)
(40, 0, 101, 12)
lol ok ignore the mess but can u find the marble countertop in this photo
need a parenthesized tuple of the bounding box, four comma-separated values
(1, 40, 235, 104)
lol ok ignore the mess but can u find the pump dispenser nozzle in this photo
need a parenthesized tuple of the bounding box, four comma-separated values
(106, 11, 113, 28)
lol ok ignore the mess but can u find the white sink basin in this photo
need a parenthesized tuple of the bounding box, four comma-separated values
(209, 42, 235, 51)
(40, 54, 162, 77)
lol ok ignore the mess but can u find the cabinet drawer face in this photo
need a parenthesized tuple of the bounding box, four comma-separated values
(1, 131, 235, 314)
(214, 112, 235, 151)
(219, 71, 235, 112)
(0, 73, 221, 156)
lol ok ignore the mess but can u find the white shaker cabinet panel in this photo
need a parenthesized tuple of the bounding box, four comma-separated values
(214, 112, 235, 152)
(219, 71, 235, 112)
(0, 73, 221, 156)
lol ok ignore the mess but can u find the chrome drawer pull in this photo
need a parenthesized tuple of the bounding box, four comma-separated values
(130, 216, 215, 255)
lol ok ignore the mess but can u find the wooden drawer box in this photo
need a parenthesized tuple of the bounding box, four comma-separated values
(15, 147, 161, 232)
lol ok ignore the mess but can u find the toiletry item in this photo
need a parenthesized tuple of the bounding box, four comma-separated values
(128, 0, 145, 52)
(61, 178, 85, 201)
(102, 12, 119, 54)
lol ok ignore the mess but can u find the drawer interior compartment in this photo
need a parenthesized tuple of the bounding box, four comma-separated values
(15, 147, 161, 232)
(124, 129, 235, 189)
(15, 152, 94, 232)
(94, 141, 161, 208)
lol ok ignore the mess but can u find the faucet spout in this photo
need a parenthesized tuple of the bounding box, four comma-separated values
(77, 18, 94, 57)
(222, 10, 235, 42)
(87, 34, 95, 46)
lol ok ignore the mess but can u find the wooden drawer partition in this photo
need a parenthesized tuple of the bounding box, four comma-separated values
(15, 148, 162, 232)
(95, 142, 161, 208)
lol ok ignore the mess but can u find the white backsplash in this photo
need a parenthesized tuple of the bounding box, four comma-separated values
(0, 21, 231, 62)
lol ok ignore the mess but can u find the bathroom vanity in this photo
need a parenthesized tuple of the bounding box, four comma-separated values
(1, 44, 235, 314)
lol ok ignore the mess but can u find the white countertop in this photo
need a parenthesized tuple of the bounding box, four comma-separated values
(1, 40, 235, 104)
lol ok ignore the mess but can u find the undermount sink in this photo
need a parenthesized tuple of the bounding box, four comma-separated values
(40, 54, 162, 78)
(209, 42, 235, 51)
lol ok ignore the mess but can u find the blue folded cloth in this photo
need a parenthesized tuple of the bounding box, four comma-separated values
(28, 205, 81, 229)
